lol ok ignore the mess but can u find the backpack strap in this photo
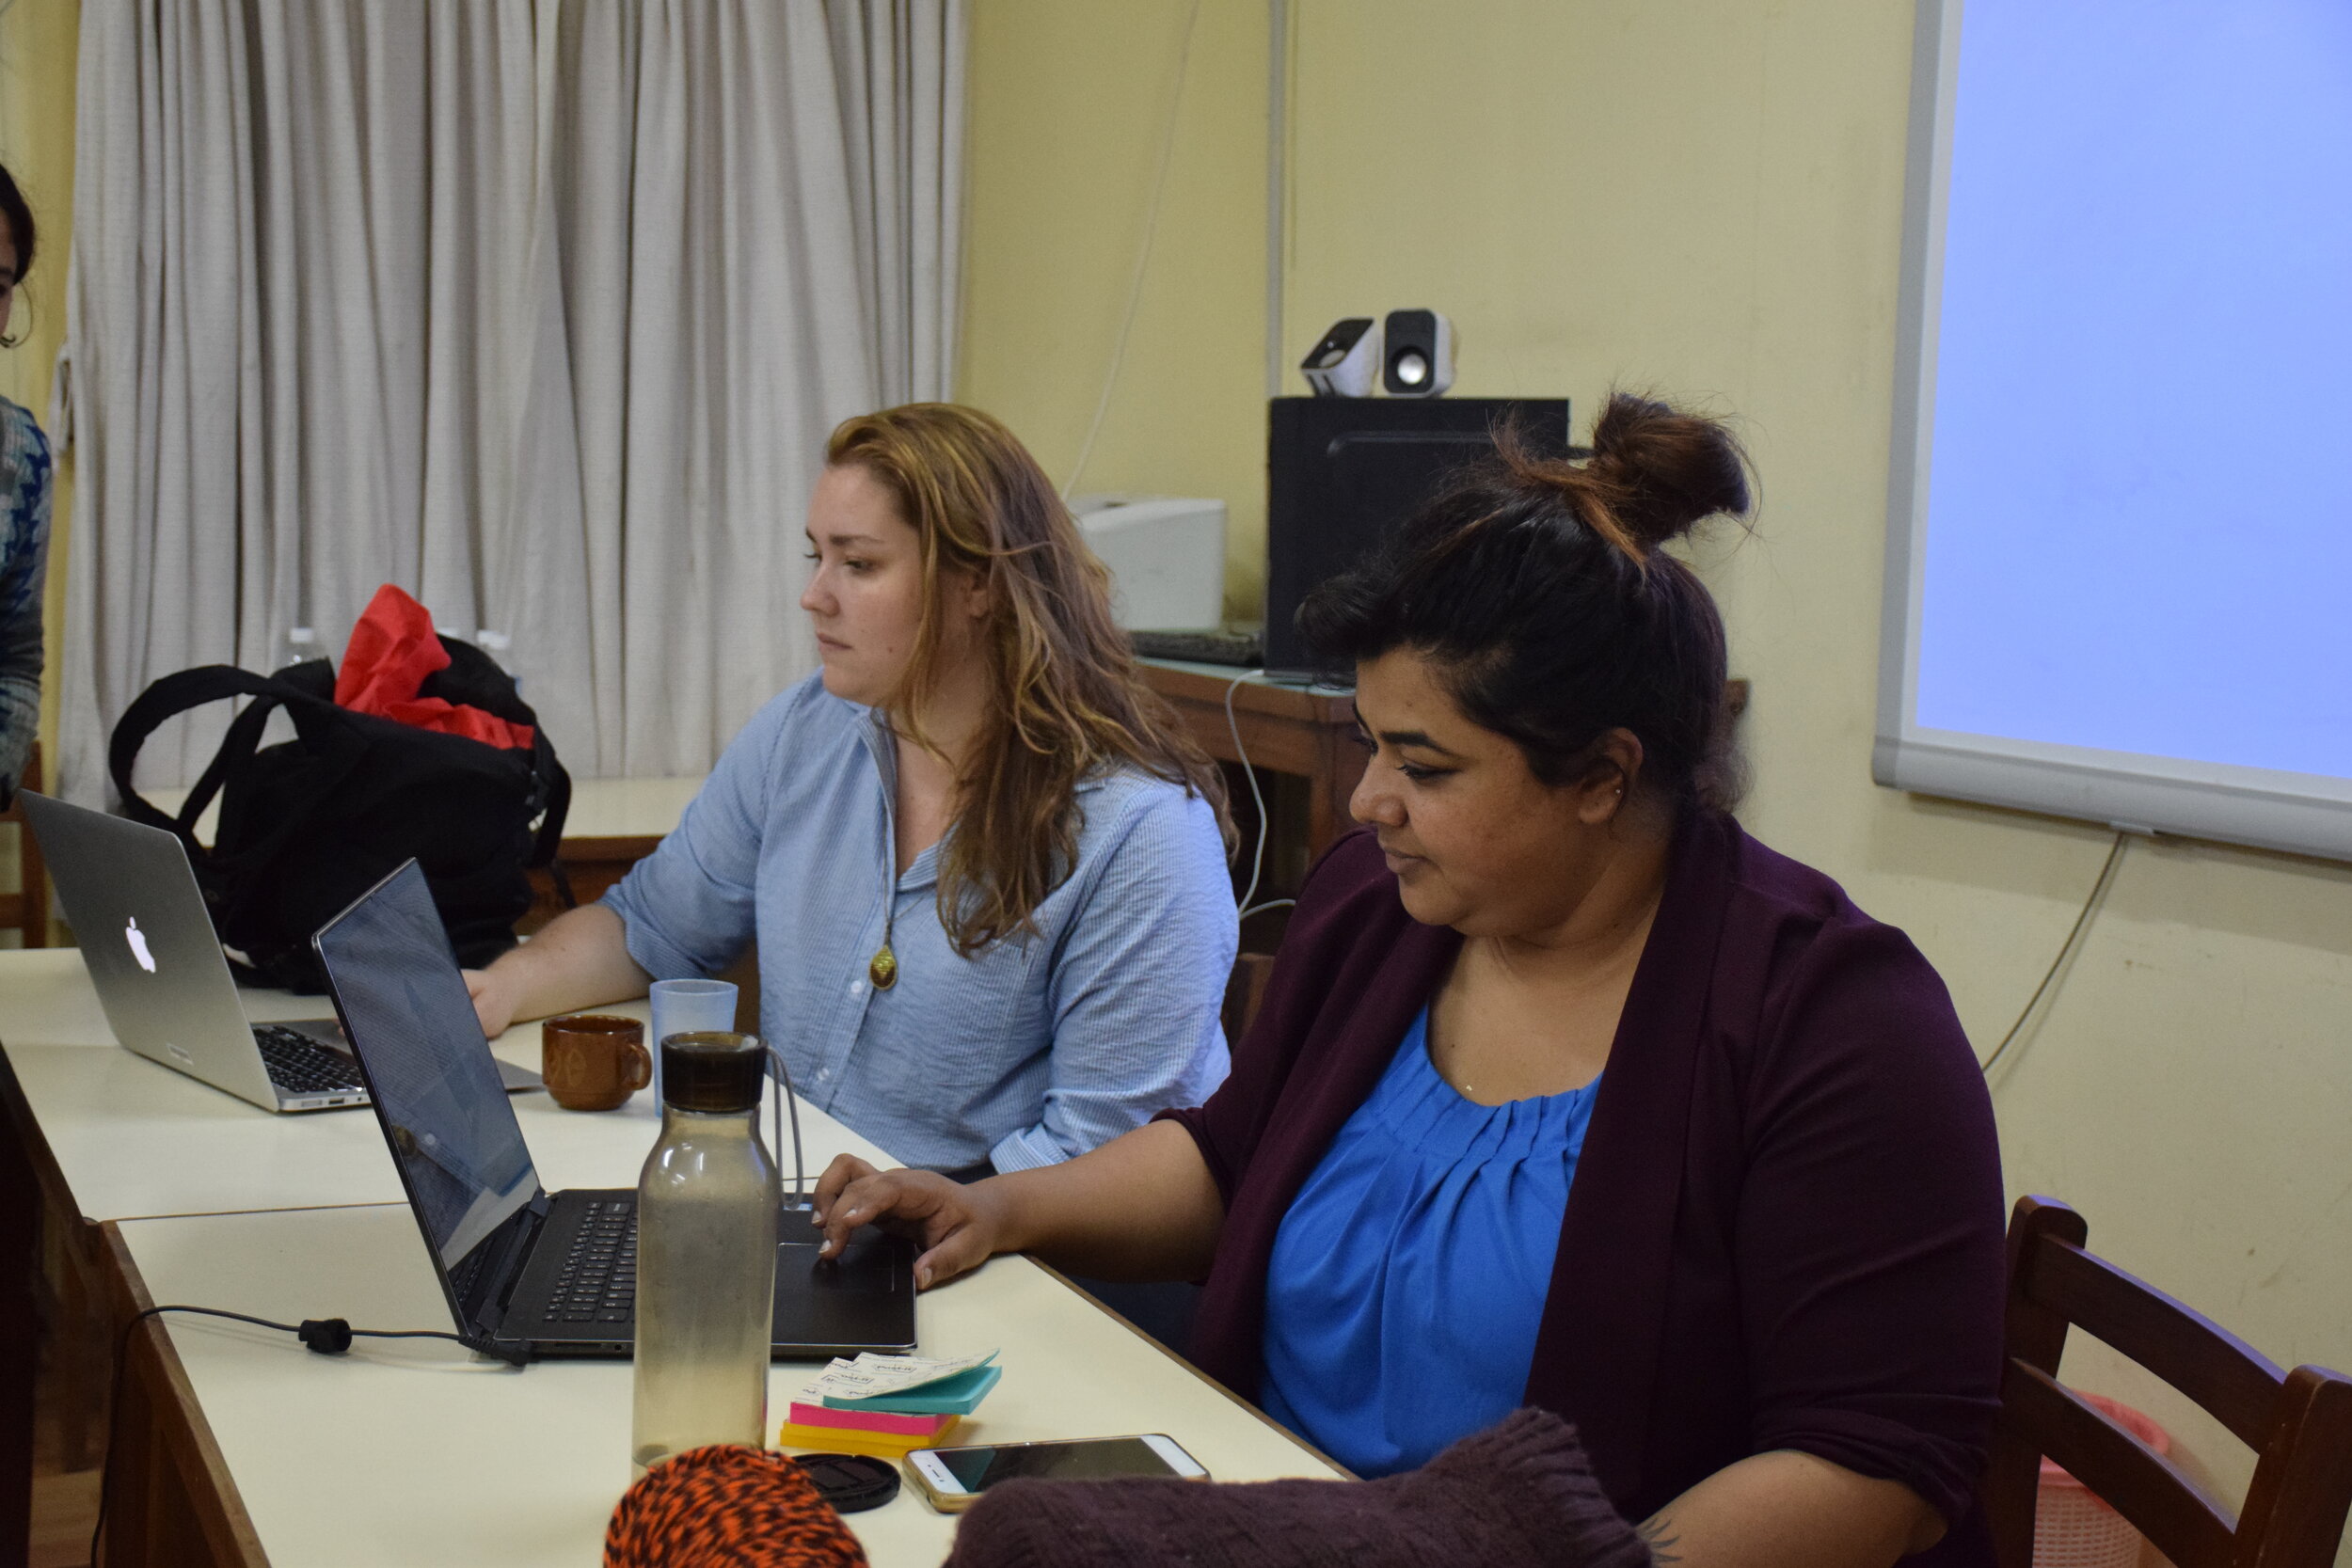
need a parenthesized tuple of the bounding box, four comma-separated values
(107, 665, 352, 863)
(523, 726, 572, 871)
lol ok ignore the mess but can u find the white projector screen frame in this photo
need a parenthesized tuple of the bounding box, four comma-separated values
(1874, 0, 2352, 862)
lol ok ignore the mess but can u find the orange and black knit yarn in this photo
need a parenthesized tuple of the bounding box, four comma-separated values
(605, 1445, 868, 1568)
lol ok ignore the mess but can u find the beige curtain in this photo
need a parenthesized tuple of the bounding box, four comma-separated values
(59, 0, 964, 802)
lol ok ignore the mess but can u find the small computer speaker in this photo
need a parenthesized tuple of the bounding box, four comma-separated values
(1382, 309, 1454, 397)
(1300, 317, 1381, 397)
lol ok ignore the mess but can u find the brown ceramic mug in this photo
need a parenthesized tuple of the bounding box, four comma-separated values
(541, 1014, 651, 1112)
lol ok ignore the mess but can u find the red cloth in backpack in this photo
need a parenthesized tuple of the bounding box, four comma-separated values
(334, 583, 535, 751)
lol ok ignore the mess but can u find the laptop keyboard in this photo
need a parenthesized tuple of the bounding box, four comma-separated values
(548, 1198, 637, 1325)
(252, 1024, 368, 1094)
(1128, 628, 1263, 667)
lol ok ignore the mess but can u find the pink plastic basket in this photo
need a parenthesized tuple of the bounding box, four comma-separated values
(2033, 1392, 2172, 1568)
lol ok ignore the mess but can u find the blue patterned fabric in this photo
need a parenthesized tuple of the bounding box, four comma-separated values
(603, 674, 1236, 1172)
(0, 397, 52, 801)
(1259, 1007, 1602, 1478)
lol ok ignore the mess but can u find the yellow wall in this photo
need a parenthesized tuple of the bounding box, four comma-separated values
(965, 1, 2352, 1547)
(959, 0, 1271, 616)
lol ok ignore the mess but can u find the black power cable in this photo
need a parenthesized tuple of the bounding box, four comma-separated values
(1979, 830, 2131, 1076)
(90, 1305, 480, 1560)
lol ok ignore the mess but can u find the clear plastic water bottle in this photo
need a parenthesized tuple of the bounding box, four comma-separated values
(278, 626, 319, 670)
(477, 629, 517, 689)
(631, 1032, 780, 1478)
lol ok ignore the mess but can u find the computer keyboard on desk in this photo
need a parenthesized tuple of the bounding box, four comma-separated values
(1129, 629, 1263, 668)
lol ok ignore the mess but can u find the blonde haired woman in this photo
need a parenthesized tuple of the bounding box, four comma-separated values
(469, 404, 1237, 1174)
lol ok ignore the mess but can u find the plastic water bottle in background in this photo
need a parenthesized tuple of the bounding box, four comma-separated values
(631, 1033, 779, 1479)
(477, 629, 517, 689)
(278, 626, 319, 670)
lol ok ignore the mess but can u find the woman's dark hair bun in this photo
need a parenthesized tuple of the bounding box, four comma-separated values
(1298, 387, 1754, 813)
(1504, 391, 1750, 556)
(0, 162, 33, 283)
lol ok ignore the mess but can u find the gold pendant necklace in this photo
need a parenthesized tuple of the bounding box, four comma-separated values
(872, 736, 905, 991)
(869, 849, 899, 990)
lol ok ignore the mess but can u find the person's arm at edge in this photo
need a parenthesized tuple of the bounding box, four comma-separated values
(465, 902, 651, 1039)
(0, 409, 52, 800)
(464, 682, 805, 1037)
(1632, 1449, 1945, 1568)
(1640, 924, 2000, 1566)
(812, 1118, 1222, 1290)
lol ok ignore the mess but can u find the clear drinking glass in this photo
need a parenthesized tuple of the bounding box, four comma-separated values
(630, 1032, 779, 1477)
(647, 977, 739, 1102)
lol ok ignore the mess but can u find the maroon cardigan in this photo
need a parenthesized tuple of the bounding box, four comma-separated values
(1164, 813, 2005, 1565)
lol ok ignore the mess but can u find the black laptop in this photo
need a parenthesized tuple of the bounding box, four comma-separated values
(310, 859, 916, 1363)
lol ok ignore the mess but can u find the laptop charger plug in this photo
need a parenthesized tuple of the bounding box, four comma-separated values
(298, 1317, 356, 1354)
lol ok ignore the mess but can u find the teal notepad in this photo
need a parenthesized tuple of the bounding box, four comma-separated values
(822, 1363, 1002, 1417)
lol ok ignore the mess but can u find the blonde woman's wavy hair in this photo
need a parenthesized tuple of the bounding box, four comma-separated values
(825, 404, 1234, 956)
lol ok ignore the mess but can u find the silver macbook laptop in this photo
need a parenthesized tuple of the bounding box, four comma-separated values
(18, 790, 540, 1113)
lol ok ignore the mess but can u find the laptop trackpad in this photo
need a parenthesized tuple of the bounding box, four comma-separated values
(772, 1209, 916, 1353)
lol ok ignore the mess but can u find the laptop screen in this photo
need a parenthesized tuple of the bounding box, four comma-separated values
(313, 863, 540, 1268)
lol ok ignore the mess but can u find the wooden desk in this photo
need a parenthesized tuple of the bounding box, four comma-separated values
(1136, 658, 1361, 860)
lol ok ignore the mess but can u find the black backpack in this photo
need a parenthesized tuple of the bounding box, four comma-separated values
(108, 638, 571, 992)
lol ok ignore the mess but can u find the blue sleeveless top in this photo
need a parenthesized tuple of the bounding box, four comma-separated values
(1258, 1007, 1601, 1478)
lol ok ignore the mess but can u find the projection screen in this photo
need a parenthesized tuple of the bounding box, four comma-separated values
(1874, 0, 2352, 860)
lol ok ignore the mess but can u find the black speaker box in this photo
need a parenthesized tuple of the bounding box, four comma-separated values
(1263, 397, 1572, 675)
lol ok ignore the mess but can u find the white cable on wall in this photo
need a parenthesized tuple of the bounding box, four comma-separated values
(1979, 830, 2131, 1076)
(1062, 0, 1202, 500)
(1224, 671, 1297, 923)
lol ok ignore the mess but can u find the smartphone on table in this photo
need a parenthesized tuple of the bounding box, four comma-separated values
(904, 1433, 1209, 1513)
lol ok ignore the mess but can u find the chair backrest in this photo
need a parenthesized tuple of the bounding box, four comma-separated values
(1986, 1196, 2352, 1568)
(0, 738, 50, 947)
(1222, 951, 1277, 1044)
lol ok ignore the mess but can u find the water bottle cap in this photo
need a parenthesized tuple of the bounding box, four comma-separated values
(659, 1032, 766, 1113)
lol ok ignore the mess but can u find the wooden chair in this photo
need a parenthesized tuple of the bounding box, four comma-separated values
(1985, 1196, 2352, 1568)
(0, 739, 51, 946)
(1222, 951, 1276, 1043)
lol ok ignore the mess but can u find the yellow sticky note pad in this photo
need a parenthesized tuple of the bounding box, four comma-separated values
(776, 1415, 962, 1459)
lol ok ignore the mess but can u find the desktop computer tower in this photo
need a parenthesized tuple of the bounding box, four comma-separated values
(1262, 396, 1573, 675)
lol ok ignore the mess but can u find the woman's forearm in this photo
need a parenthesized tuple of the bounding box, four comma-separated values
(472, 902, 651, 1035)
(1636, 1449, 1946, 1568)
(993, 1119, 1226, 1283)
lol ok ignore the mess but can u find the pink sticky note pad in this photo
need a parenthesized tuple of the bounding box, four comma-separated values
(787, 1402, 953, 1436)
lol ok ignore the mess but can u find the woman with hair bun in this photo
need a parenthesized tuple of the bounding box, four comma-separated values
(0, 160, 53, 807)
(818, 394, 2004, 1566)
(469, 404, 1236, 1176)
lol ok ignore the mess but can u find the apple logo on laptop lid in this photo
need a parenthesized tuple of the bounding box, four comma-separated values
(124, 916, 158, 974)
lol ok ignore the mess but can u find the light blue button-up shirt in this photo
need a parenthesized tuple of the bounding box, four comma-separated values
(602, 675, 1236, 1172)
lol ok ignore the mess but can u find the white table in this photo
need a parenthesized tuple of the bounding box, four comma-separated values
(0, 951, 1340, 1568)
(108, 1204, 1329, 1567)
(553, 777, 702, 843)
(0, 959, 677, 1223)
